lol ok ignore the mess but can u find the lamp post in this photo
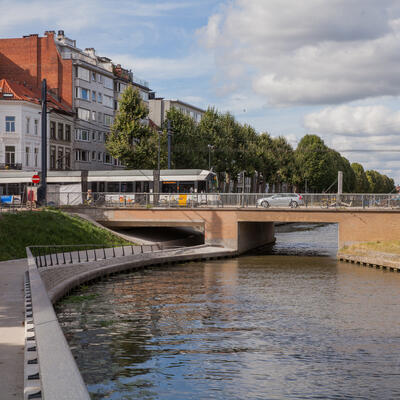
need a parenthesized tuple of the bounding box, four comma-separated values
(207, 144, 214, 170)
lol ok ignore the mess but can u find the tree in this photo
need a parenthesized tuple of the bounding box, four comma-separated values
(106, 86, 159, 168)
(166, 107, 204, 169)
(351, 163, 369, 193)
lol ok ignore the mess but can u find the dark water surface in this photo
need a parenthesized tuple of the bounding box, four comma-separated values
(56, 224, 400, 399)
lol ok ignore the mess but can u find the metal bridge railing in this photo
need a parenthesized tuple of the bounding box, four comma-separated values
(28, 243, 163, 269)
(41, 192, 400, 210)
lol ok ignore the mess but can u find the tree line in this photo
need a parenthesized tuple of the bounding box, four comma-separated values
(106, 86, 395, 193)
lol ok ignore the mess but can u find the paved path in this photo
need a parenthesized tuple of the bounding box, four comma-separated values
(0, 258, 27, 399)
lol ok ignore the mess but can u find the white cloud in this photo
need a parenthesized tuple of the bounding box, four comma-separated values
(304, 105, 400, 136)
(198, 0, 400, 105)
(109, 52, 212, 81)
(303, 104, 400, 181)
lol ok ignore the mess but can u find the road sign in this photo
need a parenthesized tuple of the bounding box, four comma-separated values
(32, 174, 40, 184)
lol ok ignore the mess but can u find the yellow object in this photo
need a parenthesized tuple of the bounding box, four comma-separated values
(178, 194, 187, 206)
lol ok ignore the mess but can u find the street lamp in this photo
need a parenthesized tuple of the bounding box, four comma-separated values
(207, 144, 214, 170)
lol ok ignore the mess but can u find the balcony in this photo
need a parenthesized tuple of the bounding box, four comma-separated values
(0, 163, 22, 170)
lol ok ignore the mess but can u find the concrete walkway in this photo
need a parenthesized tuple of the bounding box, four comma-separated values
(0, 258, 27, 399)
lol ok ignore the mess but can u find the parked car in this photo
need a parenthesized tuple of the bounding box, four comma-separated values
(257, 193, 303, 208)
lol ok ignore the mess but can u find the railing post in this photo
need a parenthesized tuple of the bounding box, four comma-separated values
(112, 246, 116, 258)
(62, 247, 66, 264)
(77, 250, 81, 263)
(85, 248, 89, 262)
(49, 248, 53, 266)
(122, 245, 125, 256)
(55, 249, 59, 265)
(103, 246, 106, 260)
(94, 248, 97, 261)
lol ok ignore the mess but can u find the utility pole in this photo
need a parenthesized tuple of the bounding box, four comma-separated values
(167, 119, 172, 169)
(37, 79, 47, 205)
(337, 170, 343, 206)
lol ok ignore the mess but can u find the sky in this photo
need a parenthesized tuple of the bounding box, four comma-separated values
(1, 0, 400, 183)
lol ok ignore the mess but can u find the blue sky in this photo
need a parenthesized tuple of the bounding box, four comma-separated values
(2, 0, 400, 183)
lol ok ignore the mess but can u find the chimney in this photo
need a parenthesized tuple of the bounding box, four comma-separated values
(84, 48, 96, 58)
(44, 30, 55, 37)
(57, 30, 65, 37)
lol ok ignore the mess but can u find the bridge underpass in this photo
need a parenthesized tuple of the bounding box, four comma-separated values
(75, 207, 400, 255)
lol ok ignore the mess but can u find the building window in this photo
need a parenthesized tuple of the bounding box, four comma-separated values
(5, 116, 15, 132)
(91, 71, 96, 82)
(105, 153, 111, 164)
(34, 148, 39, 167)
(97, 93, 103, 103)
(5, 146, 15, 165)
(65, 125, 71, 141)
(104, 95, 113, 108)
(26, 117, 30, 134)
(104, 76, 113, 89)
(57, 147, 63, 169)
(75, 149, 88, 162)
(97, 74, 103, 84)
(77, 67, 90, 81)
(92, 131, 96, 141)
(65, 149, 71, 169)
(104, 114, 113, 126)
(77, 108, 90, 121)
(75, 129, 90, 141)
(92, 151, 96, 161)
(57, 123, 64, 141)
(50, 146, 56, 170)
(50, 121, 56, 139)
(34, 119, 39, 135)
(76, 87, 90, 101)
(98, 132, 102, 142)
(25, 147, 30, 166)
(92, 91, 96, 102)
(92, 111, 96, 121)
(97, 152, 102, 161)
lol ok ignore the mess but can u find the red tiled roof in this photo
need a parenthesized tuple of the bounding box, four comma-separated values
(0, 78, 72, 114)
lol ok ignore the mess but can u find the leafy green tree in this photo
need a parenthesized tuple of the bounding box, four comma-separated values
(271, 136, 295, 190)
(351, 163, 369, 193)
(294, 135, 336, 192)
(107, 86, 159, 168)
(166, 107, 205, 169)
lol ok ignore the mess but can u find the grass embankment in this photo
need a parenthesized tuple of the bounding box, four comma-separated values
(0, 209, 132, 261)
(340, 240, 400, 256)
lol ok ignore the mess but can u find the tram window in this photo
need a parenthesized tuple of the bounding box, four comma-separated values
(143, 182, 149, 192)
(198, 181, 207, 192)
(107, 183, 120, 192)
(0, 184, 4, 195)
(162, 182, 177, 193)
(121, 182, 133, 192)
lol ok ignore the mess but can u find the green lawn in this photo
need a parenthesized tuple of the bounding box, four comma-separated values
(0, 209, 132, 261)
(340, 240, 400, 256)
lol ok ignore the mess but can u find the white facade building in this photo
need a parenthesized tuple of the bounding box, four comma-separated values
(0, 79, 73, 172)
(149, 98, 205, 128)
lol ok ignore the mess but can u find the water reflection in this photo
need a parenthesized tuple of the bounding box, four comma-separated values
(56, 224, 400, 399)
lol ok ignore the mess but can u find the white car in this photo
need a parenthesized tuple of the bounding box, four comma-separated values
(257, 193, 304, 208)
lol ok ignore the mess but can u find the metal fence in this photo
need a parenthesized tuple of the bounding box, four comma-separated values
(42, 191, 400, 210)
(28, 243, 163, 269)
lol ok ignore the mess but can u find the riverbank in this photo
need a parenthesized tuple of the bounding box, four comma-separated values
(0, 209, 131, 261)
(338, 241, 400, 271)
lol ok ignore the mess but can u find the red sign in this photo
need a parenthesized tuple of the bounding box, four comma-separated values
(32, 174, 40, 184)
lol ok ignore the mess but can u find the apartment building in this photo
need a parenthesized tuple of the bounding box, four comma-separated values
(0, 78, 73, 171)
(0, 30, 138, 170)
(149, 98, 205, 128)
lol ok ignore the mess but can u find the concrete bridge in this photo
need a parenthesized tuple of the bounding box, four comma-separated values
(74, 207, 400, 254)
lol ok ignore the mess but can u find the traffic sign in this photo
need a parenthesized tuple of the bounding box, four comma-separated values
(32, 174, 40, 184)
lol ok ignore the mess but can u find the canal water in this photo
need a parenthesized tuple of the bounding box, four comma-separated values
(56, 224, 400, 399)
